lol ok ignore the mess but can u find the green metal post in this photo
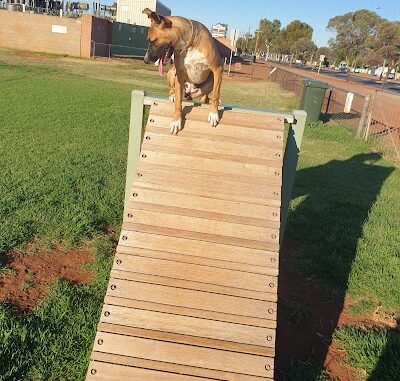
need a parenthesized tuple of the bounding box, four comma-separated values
(123, 90, 145, 218)
(280, 109, 307, 244)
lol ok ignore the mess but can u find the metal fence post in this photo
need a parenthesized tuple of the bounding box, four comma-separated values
(356, 95, 371, 139)
(123, 90, 146, 217)
(280, 109, 307, 244)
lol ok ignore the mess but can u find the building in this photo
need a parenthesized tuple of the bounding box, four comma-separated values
(211, 23, 227, 38)
(116, 0, 171, 26)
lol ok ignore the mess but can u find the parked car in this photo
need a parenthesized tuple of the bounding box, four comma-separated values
(354, 67, 361, 73)
(340, 66, 348, 72)
(388, 73, 395, 80)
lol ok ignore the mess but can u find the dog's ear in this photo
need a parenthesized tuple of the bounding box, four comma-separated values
(160, 15, 172, 28)
(143, 8, 161, 24)
(142, 8, 172, 28)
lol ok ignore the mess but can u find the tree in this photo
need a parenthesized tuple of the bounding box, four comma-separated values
(327, 9, 384, 67)
(255, 18, 281, 53)
(274, 20, 313, 54)
(366, 21, 400, 67)
(291, 37, 317, 62)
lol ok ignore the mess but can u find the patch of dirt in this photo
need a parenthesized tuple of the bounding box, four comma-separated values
(275, 241, 398, 381)
(0, 247, 93, 312)
(325, 342, 365, 381)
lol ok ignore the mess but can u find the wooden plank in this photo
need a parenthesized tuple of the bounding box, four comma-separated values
(116, 246, 278, 275)
(151, 102, 284, 131)
(90, 352, 273, 381)
(110, 269, 277, 301)
(100, 304, 275, 347)
(111, 253, 277, 293)
(122, 223, 279, 251)
(147, 114, 283, 144)
(117, 230, 279, 268)
(133, 163, 281, 206)
(131, 186, 280, 222)
(86, 361, 214, 381)
(141, 144, 282, 169)
(138, 149, 281, 180)
(142, 128, 283, 159)
(98, 322, 275, 356)
(140, 144, 282, 168)
(105, 279, 277, 320)
(127, 201, 280, 229)
(122, 210, 279, 243)
(92, 332, 274, 377)
(104, 295, 276, 329)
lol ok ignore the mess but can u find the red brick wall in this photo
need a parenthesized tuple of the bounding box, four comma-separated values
(0, 10, 82, 57)
(0, 11, 112, 58)
(80, 15, 93, 58)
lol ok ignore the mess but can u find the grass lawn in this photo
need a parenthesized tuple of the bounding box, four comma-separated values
(0, 48, 399, 381)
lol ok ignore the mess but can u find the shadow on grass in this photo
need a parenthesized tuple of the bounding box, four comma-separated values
(276, 153, 394, 380)
(368, 329, 400, 381)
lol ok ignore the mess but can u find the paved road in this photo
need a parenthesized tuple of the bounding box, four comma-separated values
(286, 63, 400, 95)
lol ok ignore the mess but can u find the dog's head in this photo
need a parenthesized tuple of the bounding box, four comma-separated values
(143, 8, 174, 65)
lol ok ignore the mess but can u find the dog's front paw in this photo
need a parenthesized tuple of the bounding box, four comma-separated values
(208, 112, 220, 128)
(169, 94, 175, 103)
(170, 119, 182, 134)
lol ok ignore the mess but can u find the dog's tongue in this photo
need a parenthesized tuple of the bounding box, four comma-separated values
(158, 51, 166, 76)
(158, 60, 164, 76)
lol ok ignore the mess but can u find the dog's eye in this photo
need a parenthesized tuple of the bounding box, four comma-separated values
(149, 39, 158, 44)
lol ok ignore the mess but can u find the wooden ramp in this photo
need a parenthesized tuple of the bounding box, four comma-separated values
(86, 92, 306, 381)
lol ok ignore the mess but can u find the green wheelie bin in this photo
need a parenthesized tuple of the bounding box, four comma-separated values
(299, 79, 329, 122)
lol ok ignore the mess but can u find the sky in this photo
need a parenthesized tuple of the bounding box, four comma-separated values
(150, 0, 400, 47)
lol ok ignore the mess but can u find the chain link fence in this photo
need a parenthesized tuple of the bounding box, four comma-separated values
(268, 65, 400, 166)
(365, 91, 400, 165)
(91, 41, 147, 59)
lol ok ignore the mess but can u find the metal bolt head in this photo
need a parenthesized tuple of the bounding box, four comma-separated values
(104, 311, 110, 317)
(266, 335, 273, 341)
(150, 119, 154, 122)
(97, 338, 104, 345)
(265, 364, 271, 371)
(273, 191, 279, 196)
(270, 257, 276, 263)
(268, 308, 273, 314)
(269, 282, 275, 288)
(127, 213, 133, 218)
(110, 284, 116, 290)
(145, 136, 151, 140)
(132, 192, 138, 197)
(122, 235, 127, 241)
(142, 154, 147, 158)
(116, 259, 122, 265)
(272, 212, 277, 217)
(91, 368, 97, 375)
(136, 173, 143, 177)
(271, 234, 277, 239)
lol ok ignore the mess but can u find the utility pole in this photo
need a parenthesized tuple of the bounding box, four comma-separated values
(254, 29, 260, 55)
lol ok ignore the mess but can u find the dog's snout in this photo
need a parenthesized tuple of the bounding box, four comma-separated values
(144, 51, 150, 64)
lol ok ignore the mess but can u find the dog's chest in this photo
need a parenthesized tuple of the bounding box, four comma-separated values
(182, 48, 210, 84)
